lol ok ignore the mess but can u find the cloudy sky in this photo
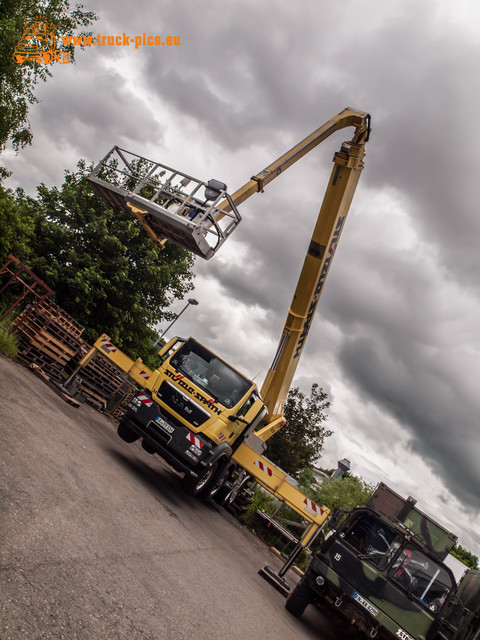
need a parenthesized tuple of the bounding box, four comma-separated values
(4, 0, 480, 557)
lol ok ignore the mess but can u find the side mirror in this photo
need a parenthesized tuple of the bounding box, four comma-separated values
(328, 509, 344, 531)
(228, 414, 249, 425)
(158, 336, 180, 360)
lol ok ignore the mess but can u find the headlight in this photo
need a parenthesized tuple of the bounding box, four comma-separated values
(188, 444, 202, 457)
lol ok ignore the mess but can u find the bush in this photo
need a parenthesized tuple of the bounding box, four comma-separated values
(238, 485, 277, 527)
(0, 321, 18, 358)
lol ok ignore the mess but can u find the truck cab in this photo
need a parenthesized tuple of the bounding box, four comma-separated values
(286, 484, 479, 640)
(295, 507, 456, 640)
(117, 337, 267, 495)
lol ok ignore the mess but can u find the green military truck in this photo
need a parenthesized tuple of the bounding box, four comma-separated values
(286, 482, 480, 640)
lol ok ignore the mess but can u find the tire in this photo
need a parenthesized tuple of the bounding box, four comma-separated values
(182, 463, 218, 497)
(117, 420, 140, 443)
(204, 465, 229, 501)
(141, 439, 156, 454)
(213, 482, 232, 505)
(285, 574, 314, 617)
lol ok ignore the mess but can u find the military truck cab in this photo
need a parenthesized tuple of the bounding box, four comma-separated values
(286, 484, 479, 640)
(290, 507, 455, 639)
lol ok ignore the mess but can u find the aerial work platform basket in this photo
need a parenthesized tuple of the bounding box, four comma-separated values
(87, 146, 241, 260)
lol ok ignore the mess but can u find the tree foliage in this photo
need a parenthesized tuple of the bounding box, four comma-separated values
(0, 183, 35, 265)
(0, 161, 195, 361)
(0, 0, 96, 151)
(297, 465, 374, 513)
(312, 475, 374, 515)
(450, 544, 479, 570)
(265, 383, 332, 477)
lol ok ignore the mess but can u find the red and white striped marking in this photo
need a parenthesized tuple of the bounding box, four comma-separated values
(138, 370, 150, 380)
(100, 338, 118, 352)
(254, 459, 274, 477)
(137, 393, 153, 408)
(304, 498, 324, 518)
(186, 433, 204, 449)
(218, 433, 226, 442)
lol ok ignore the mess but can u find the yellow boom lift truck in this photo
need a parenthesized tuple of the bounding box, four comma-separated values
(80, 107, 371, 591)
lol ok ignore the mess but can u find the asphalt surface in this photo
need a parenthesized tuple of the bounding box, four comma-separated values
(0, 356, 355, 640)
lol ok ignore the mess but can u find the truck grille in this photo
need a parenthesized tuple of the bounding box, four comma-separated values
(157, 381, 210, 427)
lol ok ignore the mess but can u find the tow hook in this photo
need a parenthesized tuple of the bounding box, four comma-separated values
(370, 625, 379, 638)
(335, 595, 343, 608)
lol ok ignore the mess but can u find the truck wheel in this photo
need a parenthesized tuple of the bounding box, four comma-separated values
(141, 439, 156, 454)
(182, 463, 218, 497)
(117, 421, 140, 443)
(285, 574, 314, 617)
(205, 465, 229, 500)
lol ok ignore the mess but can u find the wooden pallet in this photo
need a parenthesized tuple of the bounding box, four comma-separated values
(29, 364, 81, 408)
(109, 384, 137, 420)
(11, 300, 137, 417)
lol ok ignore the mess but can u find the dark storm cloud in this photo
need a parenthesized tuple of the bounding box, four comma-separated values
(103, 0, 480, 293)
(320, 232, 480, 509)
(99, 0, 355, 151)
(338, 334, 480, 509)
(5, 57, 164, 192)
(37, 63, 164, 156)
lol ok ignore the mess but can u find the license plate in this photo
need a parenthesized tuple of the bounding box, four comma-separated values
(353, 592, 379, 617)
(154, 416, 175, 434)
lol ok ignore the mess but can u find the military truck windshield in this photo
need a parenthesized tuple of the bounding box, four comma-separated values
(169, 339, 252, 408)
(390, 545, 453, 614)
(343, 512, 402, 570)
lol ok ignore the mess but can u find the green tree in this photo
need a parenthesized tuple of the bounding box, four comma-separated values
(312, 475, 374, 515)
(0, 183, 35, 265)
(450, 544, 479, 570)
(265, 383, 332, 477)
(0, 0, 96, 151)
(14, 161, 195, 360)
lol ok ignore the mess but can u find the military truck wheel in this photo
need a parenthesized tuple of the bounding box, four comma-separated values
(285, 574, 314, 617)
(117, 421, 140, 443)
(182, 463, 218, 497)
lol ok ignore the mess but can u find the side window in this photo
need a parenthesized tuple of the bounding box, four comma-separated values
(237, 393, 258, 418)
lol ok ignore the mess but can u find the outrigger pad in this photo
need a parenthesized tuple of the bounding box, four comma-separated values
(87, 147, 242, 260)
(258, 565, 291, 597)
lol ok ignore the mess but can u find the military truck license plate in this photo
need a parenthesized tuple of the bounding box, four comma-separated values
(353, 592, 379, 617)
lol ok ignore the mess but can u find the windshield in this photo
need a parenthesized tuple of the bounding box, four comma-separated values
(342, 512, 453, 614)
(169, 339, 252, 409)
(343, 512, 402, 570)
(389, 545, 453, 614)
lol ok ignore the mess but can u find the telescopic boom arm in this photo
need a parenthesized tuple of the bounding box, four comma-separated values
(236, 107, 371, 432)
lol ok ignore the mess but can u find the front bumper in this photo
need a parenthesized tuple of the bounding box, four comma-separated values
(122, 412, 212, 477)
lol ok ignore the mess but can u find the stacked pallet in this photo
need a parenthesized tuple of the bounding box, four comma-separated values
(12, 300, 137, 416)
(76, 350, 131, 412)
(13, 300, 84, 382)
(107, 381, 137, 420)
